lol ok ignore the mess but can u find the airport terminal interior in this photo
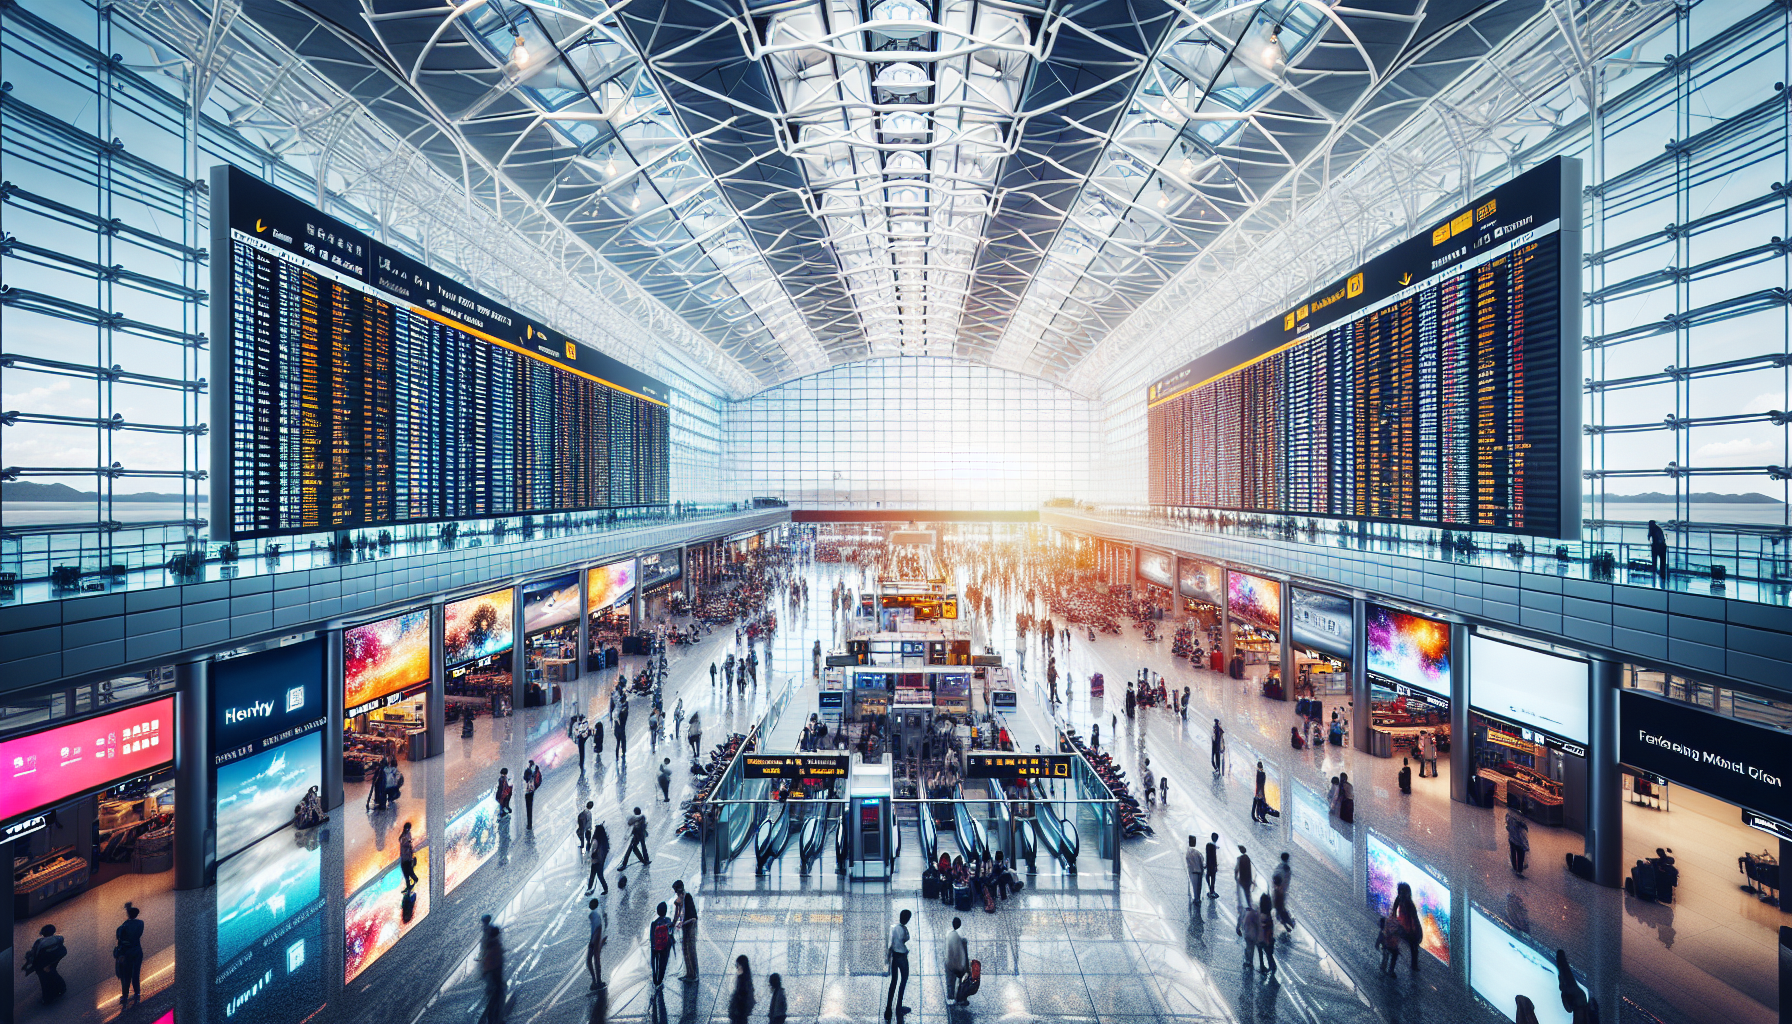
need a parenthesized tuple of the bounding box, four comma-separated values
(6, 1, 1792, 1023)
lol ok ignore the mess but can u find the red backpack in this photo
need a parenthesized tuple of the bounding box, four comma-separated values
(651, 919, 672, 951)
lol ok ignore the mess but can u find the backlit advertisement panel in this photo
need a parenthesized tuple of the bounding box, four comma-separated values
(1469, 634, 1587, 746)
(521, 572, 580, 634)
(443, 795, 501, 894)
(1366, 604, 1451, 698)
(212, 639, 325, 759)
(343, 610, 431, 715)
(1177, 558, 1224, 606)
(1227, 570, 1281, 634)
(343, 849, 430, 982)
(444, 588, 515, 668)
(216, 732, 323, 862)
(587, 558, 636, 611)
(1290, 588, 1352, 659)
(0, 697, 175, 829)
(1136, 549, 1173, 589)
(216, 834, 322, 962)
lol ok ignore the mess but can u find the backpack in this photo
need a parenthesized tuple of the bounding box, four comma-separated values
(651, 919, 673, 951)
(957, 960, 981, 1000)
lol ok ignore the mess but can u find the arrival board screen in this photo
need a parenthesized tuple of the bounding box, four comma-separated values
(1147, 157, 1580, 538)
(210, 165, 671, 540)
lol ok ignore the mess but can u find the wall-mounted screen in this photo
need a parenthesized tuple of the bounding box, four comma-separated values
(1469, 905, 1577, 1024)
(521, 573, 580, 635)
(213, 640, 325, 761)
(1366, 604, 1451, 698)
(444, 588, 515, 668)
(1619, 689, 1792, 821)
(209, 165, 670, 541)
(1366, 830, 1451, 965)
(1136, 549, 1173, 589)
(639, 548, 682, 592)
(587, 559, 636, 612)
(0, 697, 175, 829)
(1290, 588, 1352, 659)
(1227, 570, 1281, 634)
(216, 731, 323, 862)
(343, 610, 431, 715)
(1469, 634, 1588, 745)
(216, 833, 322, 962)
(1177, 558, 1224, 605)
(444, 796, 501, 895)
(344, 848, 430, 983)
(1147, 157, 1580, 539)
(211, 897, 325, 1024)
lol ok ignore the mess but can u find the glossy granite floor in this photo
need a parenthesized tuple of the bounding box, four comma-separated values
(20, 559, 1779, 1024)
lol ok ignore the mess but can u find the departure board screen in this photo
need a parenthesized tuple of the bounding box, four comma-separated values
(1147, 158, 1581, 539)
(210, 166, 671, 540)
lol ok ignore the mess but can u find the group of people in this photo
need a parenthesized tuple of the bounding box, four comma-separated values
(928, 851, 1021, 911)
(19, 903, 143, 1008)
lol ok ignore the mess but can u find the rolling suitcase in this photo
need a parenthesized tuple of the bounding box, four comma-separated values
(956, 960, 981, 1001)
(953, 883, 972, 912)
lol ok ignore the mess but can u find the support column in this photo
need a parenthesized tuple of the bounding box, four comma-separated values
(1350, 598, 1371, 750)
(324, 627, 345, 811)
(175, 655, 212, 890)
(1276, 582, 1294, 700)
(427, 600, 446, 760)
(512, 585, 527, 715)
(1449, 621, 1470, 805)
(1220, 568, 1235, 674)
(1587, 656, 1624, 887)
(577, 567, 592, 694)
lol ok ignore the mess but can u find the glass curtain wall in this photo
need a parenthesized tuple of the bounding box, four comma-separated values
(0, 0, 733, 592)
(727, 358, 1093, 509)
(1092, 0, 1790, 589)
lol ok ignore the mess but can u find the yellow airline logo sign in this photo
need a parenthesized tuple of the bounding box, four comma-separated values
(1430, 202, 1491, 246)
(1347, 272, 1364, 298)
(1283, 311, 1296, 331)
(565, 341, 576, 359)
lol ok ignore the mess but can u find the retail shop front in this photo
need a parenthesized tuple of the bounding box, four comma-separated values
(639, 547, 684, 618)
(1225, 570, 1285, 699)
(1134, 548, 1175, 615)
(1364, 603, 1452, 761)
(586, 557, 636, 669)
(1464, 631, 1588, 833)
(444, 587, 516, 722)
(521, 573, 580, 705)
(1288, 587, 1352, 712)
(343, 611, 434, 771)
(1175, 558, 1224, 666)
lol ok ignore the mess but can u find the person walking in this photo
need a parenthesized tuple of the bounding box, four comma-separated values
(1142, 762, 1156, 807)
(479, 916, 506, 1024)
(1252, 762, 1268, 822)
(727, 955, 756, 1024)
(585, 898, 607, 989)
(523, 760, 542, 830)
(1418, 732, 1438, 778)
(399, 821, 420, 891)
(614, 712, 628, 761)
(1648, 519, 1669, 580)
(1398, 757, 1412, 795)
(1186, 836, 1204, 902)
(1211, 720, 1225, 772)
(884, 908, 912, 1021)
(495, 768, 514, 817)
(619, 807, 651, 869)
(1391, 881, 1422, 972)
(1204, 833, 1221, 898)
(576, 718, 591, 770)
(944, 916, 970, 1006)
(710, 662, 718, 687)
(1336, 772, 1355, 823)
(1159, 774, 1169, 806)
(688, 713, 703, 757)
(1247, 893, 1277, 975)
(658, 758, 674, 802)
(578, 801, 594, 852)
(1234, 845, 1254, 909)
(673, 879, 700, 980)
(1271, 852, 1295, 931)
(1507, 812, 1531, 875)
(586, 821, 611, 893)
(767, 972, 787, 1024)
(648, 902, 674, 987)
(114, 903, 144, 1005)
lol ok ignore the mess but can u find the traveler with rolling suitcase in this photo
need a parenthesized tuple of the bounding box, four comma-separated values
(944, 918, 970, 1006)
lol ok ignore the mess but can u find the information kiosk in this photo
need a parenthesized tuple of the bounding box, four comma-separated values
(848, 762, 894, 880)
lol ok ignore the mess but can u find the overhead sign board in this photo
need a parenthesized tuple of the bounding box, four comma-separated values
(742, 755, 852, 780)
(966, 754, 1074, 779)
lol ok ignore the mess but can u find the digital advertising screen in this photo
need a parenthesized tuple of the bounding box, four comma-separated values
(0, 697, 175, 829)
(638, 548, 682, 592)
(212, 639, 325, 761)
(1619, 689, 1792, 821)
(343, 610, 431, 716)
(1290, 588, 1352, 659)
(934, 674, 970, 705)
(1136, 549, 1174, 589)
(521, 572, 580, 635)
(1366, 604, 1451, 698)
(216, 731, 324, 862)
(1227, 570, 1281, 634)
(344, 849, 430, 983)
(1146, 157, 1580, 538)
(1366, 830, 1451, 965)
(443, 795, 501, 895)
(444, 588, 515, 668)
(1290, 781, 1352, 875)
(209, 165, 671, 541)
(215, 832, 322, 962)
(587, 558, 636, 612)
(1177, 558, 1224, 606)
(1469, 905, 1577, 1024)
(1469, 634, 1588, 746)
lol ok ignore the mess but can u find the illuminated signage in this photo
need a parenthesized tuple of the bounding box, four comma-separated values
(0, 697, 176, 828)
(742, 755, 852, 780)
(966, 754, 1074, 779)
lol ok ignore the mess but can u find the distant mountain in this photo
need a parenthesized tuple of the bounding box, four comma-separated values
(1593, 491, 1784, 505)
(3, 482, 195, 502)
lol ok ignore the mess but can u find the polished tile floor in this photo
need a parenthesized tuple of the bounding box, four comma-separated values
(20, 559, 1777, 1024)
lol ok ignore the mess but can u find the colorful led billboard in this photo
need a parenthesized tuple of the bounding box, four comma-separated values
(343, 610, 431, 714)
(0, 697, 175, 828)
(444, 588, 515, 668)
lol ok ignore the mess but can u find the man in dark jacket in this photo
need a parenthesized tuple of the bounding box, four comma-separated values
(1203, 834, 1220, 898)
(25, 924, 68, 1003)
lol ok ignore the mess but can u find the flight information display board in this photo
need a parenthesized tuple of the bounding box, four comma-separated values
(1147, 158, 1581, 538)
(210, 165, 671, 540)
(966, 754, 1074, 779)
(741, 755, 852, 780)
